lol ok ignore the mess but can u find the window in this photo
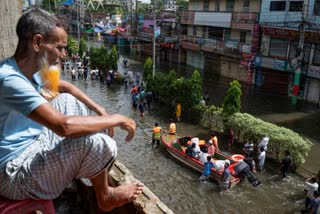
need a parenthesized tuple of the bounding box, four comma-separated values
(314, 0, 320, 15)
(225, 30, 231, 41)
(194, 0, 199, 10)
(226, 0, 234, 12)
(289, 1, 303, 12)
(240, 32, 246, 43)
(204, 0, 209, 11)
(269, 38, 289, 58)
(313, 44, 320, 64)
(289, 42, 311, 63)
(208, 27, 223, 40)
(215, 0, 220, 11)
(270, 1, 286, 11)
(193, 26, 197, 36)
(243, 0, 250, 11)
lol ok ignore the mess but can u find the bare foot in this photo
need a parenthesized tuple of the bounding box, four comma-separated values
(97, 182, 144, 212)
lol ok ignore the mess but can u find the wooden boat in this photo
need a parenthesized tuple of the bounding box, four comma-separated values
(161, 134, 241, 188)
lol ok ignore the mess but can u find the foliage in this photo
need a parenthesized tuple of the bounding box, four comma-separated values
(89, 46, 109, 72)
(144, 69, 203, 122)
(66, 36, 78, 58)
(227, 113, 312, 168)
(78, 37, 87, 59)
(109, 46, 118, 71)
(176, 0, 189, 11)
(198, 106, 312, 168)
(143, 57, 153, 82)
(222, 80, 242, 115)
(138, 3, 152, 15)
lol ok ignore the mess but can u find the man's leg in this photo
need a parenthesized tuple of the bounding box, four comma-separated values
(90, 167, 144, 212)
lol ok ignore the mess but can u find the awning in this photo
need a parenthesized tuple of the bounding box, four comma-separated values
(63, 0, 74, 5)
(94, 27, 104, 33)
(86, 28, 94, 33)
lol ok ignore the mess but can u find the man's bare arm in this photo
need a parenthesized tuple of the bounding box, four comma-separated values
(58, 80, 115, 137)
(28, 104, 136, 141)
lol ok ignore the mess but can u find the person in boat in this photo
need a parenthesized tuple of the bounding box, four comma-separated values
(220, 161, 231, 190)
(0, 8, 143, 212)
(186, 143, 200, 159)
(233, 161, 261, 187)
(205, 139, 215, 157)
(152, 123, 163, 146)
(168, 119, 176, 135)
(199, 156, 218, 182)
(214, 159, 230, 171)
(191, 137, 201, 154)
(280, 150, 292, 178)
(209, 132, 219, 152)
(199, 147, 209, 163)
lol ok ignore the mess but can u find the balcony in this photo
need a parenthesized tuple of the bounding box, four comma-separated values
(180, 35, 252, 56)
(181, 11, 259, 30)
(231, 12, 259, 30)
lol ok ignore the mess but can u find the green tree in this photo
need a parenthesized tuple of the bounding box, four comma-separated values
(67, 36, 78, 58)
(143, 57, 153, 82)
(138, 3, 152, 15)
(176, 0, 189, 11)
(189, 70, 203, 106)
(109, 46, 118, 71)
(223, 80, 242, 115)
(90, 46, 109, 72)
(78, 37, 87, 59)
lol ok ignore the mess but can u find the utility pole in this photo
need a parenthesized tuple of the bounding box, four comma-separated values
(152, 0, 156, 78)
(77, 1, 80, 43)
(291, 1, 308, 104)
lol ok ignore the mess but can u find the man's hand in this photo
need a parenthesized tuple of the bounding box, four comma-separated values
(119, 116, 136, 142)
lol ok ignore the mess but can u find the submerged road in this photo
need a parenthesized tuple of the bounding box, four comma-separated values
(60, 57, 311, 214)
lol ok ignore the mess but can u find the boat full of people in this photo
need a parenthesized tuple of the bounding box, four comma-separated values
(161, 134, 261, 188)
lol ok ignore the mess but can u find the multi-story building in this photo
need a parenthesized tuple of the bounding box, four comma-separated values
(257, 0, 320, 103)
(180, 0, 260, 83)
(164, 0, 177, 11)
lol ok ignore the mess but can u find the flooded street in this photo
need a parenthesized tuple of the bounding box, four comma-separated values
(60, 53, 318, 213)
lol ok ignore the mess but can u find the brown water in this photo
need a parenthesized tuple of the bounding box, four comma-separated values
(63, 49, 320, 211)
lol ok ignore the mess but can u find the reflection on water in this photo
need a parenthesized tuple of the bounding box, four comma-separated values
(62, 62, 309, 213)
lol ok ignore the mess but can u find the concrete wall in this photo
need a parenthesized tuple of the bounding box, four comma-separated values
(306, 78, 320, 104)
(0, 0, 20, 60)
(220, 56, 247, 82)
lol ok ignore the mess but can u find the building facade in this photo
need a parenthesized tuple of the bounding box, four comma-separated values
(258, 0, 320, 103)
(180, 0, 261, 83)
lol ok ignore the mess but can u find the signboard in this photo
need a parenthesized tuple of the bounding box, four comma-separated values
(308, 65, 320, 79)
(251, 24, 260, 54)
(262, 26, 320, 43)
(194, 12, 232, 28)
(181, 41, 200, 51)
(240, 60, 251, 67)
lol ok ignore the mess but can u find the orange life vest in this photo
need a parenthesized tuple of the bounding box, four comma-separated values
(153, 126, 161, 139)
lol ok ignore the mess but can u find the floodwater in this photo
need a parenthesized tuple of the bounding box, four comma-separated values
(60, 54, 319, 213)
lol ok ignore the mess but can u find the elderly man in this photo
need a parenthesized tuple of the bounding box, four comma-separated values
(0, 8, 143, 212)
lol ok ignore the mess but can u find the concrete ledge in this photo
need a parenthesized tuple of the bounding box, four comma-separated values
(77, 160, 174, 214)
